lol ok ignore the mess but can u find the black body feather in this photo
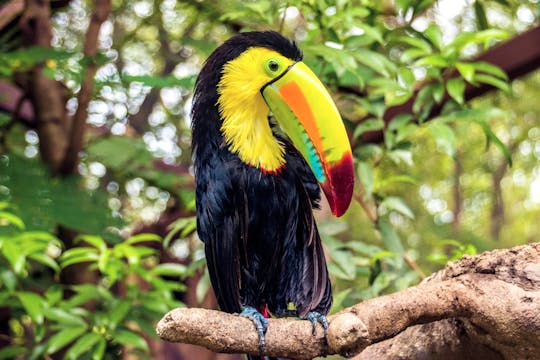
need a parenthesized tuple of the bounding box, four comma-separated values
(191, 31, 332, 323)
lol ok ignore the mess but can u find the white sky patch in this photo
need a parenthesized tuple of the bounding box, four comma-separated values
(529, 172, 540, 204)
(133, 1, 153, 18)
(284, 6, 300, 19)
(517, 6, 535, 24)
(436, 0, 469, 19)
(325, 41, 343, 50)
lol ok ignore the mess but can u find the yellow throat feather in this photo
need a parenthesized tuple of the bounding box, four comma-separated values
(217, 48, 294, 172)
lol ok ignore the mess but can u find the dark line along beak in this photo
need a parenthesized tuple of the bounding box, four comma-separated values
(261, 62, 354, 216)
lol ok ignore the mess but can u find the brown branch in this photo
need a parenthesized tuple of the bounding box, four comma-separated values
(19, 0, 69, 174)
(60, 0, 111, 174)
(157, 243, 540, 359)
(353, 193, 377, 223)
(403, 252, 426, 280)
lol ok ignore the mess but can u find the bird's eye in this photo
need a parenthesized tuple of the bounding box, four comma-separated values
(264, 59, 281, 75)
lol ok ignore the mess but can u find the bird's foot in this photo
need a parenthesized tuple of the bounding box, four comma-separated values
(239, 307, 268, 355)
(304, 311, 329, 337)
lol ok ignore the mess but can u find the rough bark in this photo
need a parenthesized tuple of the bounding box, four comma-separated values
(156, 243, 540, 359)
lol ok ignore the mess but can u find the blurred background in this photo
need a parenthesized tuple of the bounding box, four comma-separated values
(0, 0, 539, 358)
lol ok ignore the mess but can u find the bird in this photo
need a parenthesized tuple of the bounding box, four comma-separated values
(191, 31, 354, 358)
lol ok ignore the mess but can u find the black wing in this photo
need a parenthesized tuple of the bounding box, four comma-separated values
(195, 154, 244, 314)
(291, 150, 332, 317)
(267, 144, 331, 317)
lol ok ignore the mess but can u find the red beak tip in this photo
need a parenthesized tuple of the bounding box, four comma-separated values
(322, 153, 354, 217)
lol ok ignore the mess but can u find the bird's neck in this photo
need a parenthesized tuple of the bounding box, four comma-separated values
(218, 93, 286, 173)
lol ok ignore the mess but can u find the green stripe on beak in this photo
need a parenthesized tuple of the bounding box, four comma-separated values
(261, 62, 354, 217)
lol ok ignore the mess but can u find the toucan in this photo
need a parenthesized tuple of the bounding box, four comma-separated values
(191, 31, 354, 358)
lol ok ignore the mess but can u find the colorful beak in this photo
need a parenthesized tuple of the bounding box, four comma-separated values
(261, 62, 354, 217)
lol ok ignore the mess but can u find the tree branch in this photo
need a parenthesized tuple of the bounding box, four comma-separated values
(60, 0, 111, 174)
(19, 0, 69, 174)
(157, 243, 540, 359)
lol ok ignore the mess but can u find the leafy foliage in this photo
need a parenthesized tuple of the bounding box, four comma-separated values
(0, 208, 185, 359)
(0, 0, 539, 358)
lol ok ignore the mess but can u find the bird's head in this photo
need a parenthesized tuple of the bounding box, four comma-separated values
(192, 31, 354, 217)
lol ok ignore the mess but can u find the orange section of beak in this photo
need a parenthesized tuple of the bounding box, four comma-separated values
(261, 61, 354, 216)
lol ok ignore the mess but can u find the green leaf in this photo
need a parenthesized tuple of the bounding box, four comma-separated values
(424, 25, 443, 49)
(432, 108, 512, 165)
(357, 162, 374, 199)
(376, 218, 404, 257)
(2, 240, 25, 274)
(474, 74, 511, 93)
(448, 29, 510, 53)
(412, 86, 434, 121)
(428, 122, 456, 157)
(60, 247, 99, 269)
(354, 23, 384, 44)
(475, 119, 513, 166)
(398, 67, 415, 89)
(431, 82, 444, 104)
(150, 263, 187, 277)
(45, 286, 63, 306)
(86, 136, 153, 171)
(0, 269, 16, 291)
(331, 288, 352, 312)
(65, 332, 104, 360)
(61, 247, 99, 260)
(456, 62, 475, 83)
(329, 249, 356, 280)
(17, 291, 45, 324)
(446, 78, 466, 105)
(97, 248, 110, 273)
(388, 114, 413, 133)
(114, 243, 140, 264)
(164, 217, 197, 248)
(471, 61, 508, 80)
(125, 233, 161, 245)
(353, 118, 384, 138)
(0, 345, 27, 359)
(401, 48, 429, 63)
(396, 36, 432, 53)
(0, 211, 25, 229)
(414, 54, 448, 68)
(377, 175, 418, 188)
(343, 241, 382, 257)
(109, 300, 131, 327)
(474, 1, 489, 30)
(46, 326, 87, 354)
(112, 329, 148, 351)
(45, 308, 88, 327)
(380, 197, 415, 219)
(354, 49, 393, 77)
(434, 107, 506, 124)
(28, 253, 60, 272)
(75, 235, 107, 252)
(196, 271, 211, 305)
(92, 337, 106, 360)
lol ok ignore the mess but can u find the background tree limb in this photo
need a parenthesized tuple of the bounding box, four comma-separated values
(157, 243, 540, 359)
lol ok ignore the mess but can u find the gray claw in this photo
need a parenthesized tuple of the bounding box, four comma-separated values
(306, 311, 329, 337)
(240, 307, 268, 355)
